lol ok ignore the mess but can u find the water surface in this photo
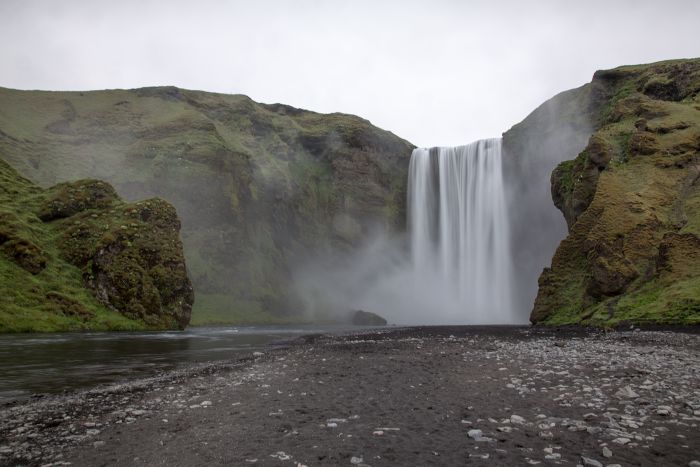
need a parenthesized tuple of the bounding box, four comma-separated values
(0, 325, 363, 404)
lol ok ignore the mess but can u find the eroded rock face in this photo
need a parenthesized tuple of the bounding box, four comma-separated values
(532, 59, 700, 325)
(551, 134, 613, 229)
(585, 241, 639, 298)
(54, 191, 194, 330)
(0, 158, 193, 331)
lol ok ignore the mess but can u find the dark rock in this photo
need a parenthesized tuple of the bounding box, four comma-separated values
(350, 310, 387, 326)
(586, 241, 639, 298)
(628, 133, 659, 156)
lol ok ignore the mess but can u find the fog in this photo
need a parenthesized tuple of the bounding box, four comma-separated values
(294, 88, 594, 325)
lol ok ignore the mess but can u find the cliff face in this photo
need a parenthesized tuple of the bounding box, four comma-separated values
(501, 76, 599, 318)
(0, 159, 192, 332)
(0, 87, 414, 323)
(531, 59, 700, 325)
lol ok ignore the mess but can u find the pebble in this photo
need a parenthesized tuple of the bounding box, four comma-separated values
(510, 414, 526, 424)
(615, 386, 639, 398)
(467, 429, 483, 439)
(270, 452, 290, 461)
(93, 441, 105, 448)
(350, 456, 363, 464)
(580, 456, 603, 467)
(1, 330, 698, 466)
(612, 438, 630, 445)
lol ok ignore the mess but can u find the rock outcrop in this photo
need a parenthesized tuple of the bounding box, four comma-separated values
(0, 159, 193, 332)
(529, 59, 700, 325)
(349, 310, 388, 326)
(0, 87, 414, 324)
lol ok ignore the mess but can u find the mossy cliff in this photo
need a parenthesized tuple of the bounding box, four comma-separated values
(0, 159, 193, 332)
(0, 87, 413, 324)
(528, 59, 700, 325)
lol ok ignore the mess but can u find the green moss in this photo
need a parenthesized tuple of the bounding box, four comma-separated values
(190, 293, 309, 326)
(0, 159, 191, 332)
(532, 58, 700, 326)
(0, 85, 414, 325)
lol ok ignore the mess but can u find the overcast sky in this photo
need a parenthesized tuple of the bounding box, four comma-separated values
(1, 0, 699, 147)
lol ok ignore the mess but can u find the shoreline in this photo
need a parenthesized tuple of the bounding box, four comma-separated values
(1, 326, 699, 466)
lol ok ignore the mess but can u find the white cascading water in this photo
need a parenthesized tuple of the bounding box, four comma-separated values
(408, 138, 515, 323)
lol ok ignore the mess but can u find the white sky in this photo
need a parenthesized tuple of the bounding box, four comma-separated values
(1, 0, 699, 147)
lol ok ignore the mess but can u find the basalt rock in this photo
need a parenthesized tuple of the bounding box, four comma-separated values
(349, 310, 388, 326)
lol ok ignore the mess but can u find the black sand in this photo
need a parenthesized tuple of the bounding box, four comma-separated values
(1, 326, 699, 466)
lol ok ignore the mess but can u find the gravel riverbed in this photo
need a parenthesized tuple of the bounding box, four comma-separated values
(1, 326, 699, 466)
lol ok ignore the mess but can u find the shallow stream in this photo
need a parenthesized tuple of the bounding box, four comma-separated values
(0, 325, 363, 403)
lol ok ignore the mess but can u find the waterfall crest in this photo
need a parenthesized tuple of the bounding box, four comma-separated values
(408, 138, 514, 323)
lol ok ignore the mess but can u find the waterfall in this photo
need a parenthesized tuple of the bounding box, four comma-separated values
(407, 138, 514, 323)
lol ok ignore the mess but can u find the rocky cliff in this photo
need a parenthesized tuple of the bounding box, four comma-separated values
(528, 59, 700, 325)
(0, 87, 414, 324)
(0, 159, 192, 332)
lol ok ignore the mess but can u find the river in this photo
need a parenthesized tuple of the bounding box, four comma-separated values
(0, 325, 366, 404)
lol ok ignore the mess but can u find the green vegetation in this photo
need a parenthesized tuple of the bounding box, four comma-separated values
(190, 293, 310, 326)
(0, 86, 414, 325)
(0, 159, 192, 332)
(531, 58, 700, 326)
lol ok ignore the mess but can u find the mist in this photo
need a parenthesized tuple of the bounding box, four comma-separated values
(293, 227, 521, 326)
(293, 85, 596, 326)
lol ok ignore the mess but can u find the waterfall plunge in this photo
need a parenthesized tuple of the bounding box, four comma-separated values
(408, 139, 515, 323)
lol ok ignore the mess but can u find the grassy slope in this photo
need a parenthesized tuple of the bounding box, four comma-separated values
(0, 160, 145, 332)
(532, 59, 700, 325)
(0, 87, 414, 324)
